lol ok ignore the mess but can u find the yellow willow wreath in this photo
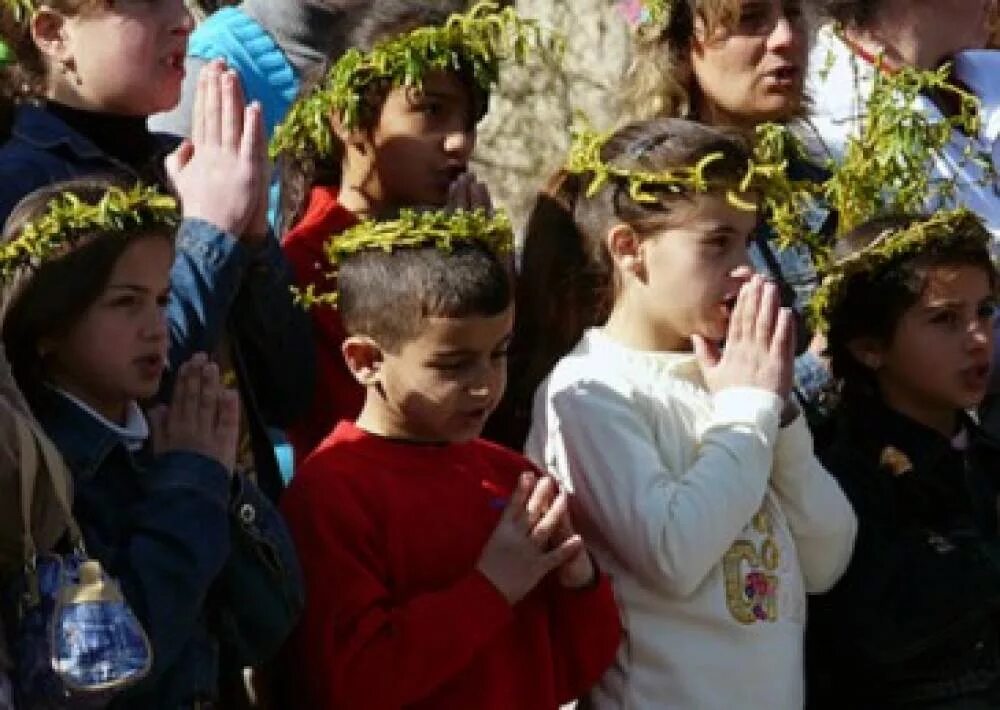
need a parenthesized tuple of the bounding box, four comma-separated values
(0, 184, 180, 279)
(293, 207, 514, 309)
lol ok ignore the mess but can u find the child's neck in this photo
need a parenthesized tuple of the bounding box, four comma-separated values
(355, 393, 451, 445)
(604, 303, 690, 353)
(879, 389, 960, 439)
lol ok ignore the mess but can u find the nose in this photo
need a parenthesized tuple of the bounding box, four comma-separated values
(144, 307, 169, 344)
(444, 128, 475, 162)
(172, 0, 196, 36)
(767, 15, 799, 51)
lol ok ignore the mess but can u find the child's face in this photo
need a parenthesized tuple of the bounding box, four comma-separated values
(690, 0, 806, 126)
(361, 307, 513, 443)
(628, 192, 756, 349)
(868, 263, 995, 431)
(361, 70, 477, 209)
(54, 0, 193, 115)
(42, 236, 173, 423)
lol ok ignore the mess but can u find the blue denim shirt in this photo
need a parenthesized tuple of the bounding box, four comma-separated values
(31, 390, 304, 709)
(0, 103, 316, 498)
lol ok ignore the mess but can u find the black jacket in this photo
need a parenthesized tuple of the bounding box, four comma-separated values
(808, 399, 1000, 708)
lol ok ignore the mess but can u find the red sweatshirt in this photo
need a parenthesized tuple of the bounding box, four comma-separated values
(281, 186, 364, 463)
(280, 421, 622, 709)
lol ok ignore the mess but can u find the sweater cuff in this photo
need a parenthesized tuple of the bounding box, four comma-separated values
(710, 387, 782, 441)
(774, 412, 816, 474)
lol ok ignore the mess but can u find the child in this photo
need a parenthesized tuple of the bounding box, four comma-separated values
(0, 0, 315, 498)
(0, 178, 303, 708)
(520, 118, 857, 709)
(271, 0, 543, 462)
(806, 209, 1000, 707)
(279, 208, 622, 709)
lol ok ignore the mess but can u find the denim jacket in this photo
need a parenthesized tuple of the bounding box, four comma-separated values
(31, 389, 304, 709)
(0, 103, 316, 498)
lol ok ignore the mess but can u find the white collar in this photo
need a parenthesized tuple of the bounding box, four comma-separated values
(54, 388, 149, 452)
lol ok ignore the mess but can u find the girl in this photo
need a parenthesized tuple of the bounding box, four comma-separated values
(0, 0, 315, 499)
(521, 118, 857, 709)
(807, 209, 1000, 708)
(273, 0, 539, 461)
(615, 0, 835, 428)
(0, 177, 303, 708)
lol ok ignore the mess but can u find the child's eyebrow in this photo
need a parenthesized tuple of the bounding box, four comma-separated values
(105, 284, 150, 294)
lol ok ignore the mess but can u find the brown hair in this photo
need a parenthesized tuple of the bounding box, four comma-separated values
(338, 241, 512, 352)
(820, 0, 883, 26)
(0, 1, 97, 136)
(485, 118, 753, 448)
(1, 176, 175, 400)
(277, 0, 484, 232)
(826, 213, 997, 406)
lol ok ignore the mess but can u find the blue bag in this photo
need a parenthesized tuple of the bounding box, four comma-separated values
(2, 414, 152, 708)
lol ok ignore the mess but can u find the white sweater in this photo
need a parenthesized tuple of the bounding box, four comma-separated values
(803, 25, 1000, 240)
(525, 328, 857, 710)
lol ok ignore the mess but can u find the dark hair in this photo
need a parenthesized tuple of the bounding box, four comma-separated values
(337, 240, 512, 351)
(826, 213, 997, 406)
(277, 0, 483, 231)
(487, 117, 753, 448)
(1, 177, 175, 399)
(822, 0, 883, 26)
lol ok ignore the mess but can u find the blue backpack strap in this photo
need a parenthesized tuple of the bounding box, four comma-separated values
(187, 7, 299, 139)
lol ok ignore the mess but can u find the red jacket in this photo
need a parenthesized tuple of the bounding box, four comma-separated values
(280, 421, 622, 709)
(281, 186, 364, 463)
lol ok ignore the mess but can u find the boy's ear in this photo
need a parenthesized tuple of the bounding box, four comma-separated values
(847, 336, 885, 371)
(342, 335, 385, 386)
(30, 8, 71, 65)
(329, 109, 369, 156)
(606, 223, 644, 280)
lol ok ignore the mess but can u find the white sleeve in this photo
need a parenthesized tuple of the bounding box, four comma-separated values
(531, 380, 781, 597)
(771, 413, 858, 593)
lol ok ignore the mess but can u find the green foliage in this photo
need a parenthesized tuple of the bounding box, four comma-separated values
(642, 0, 674, 28)
(1, 0, 34, 23)
(0, 185, 180, 279)
(806, 58, 995, 332)
(565, 121, 815, 250)
(295, 208, 515, 309)
(823, 61, 983, 236)
(808, 207, 990, 332)
(270, 0, 556, 161)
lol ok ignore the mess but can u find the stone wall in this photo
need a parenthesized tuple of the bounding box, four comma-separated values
(473, 0, 635, 232)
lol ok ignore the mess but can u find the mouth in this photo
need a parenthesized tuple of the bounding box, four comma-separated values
(134, 354, 167, 380)
(165, 50, 186, 75)
(764, 65, 801, 87)
(960, 362, 991, 391)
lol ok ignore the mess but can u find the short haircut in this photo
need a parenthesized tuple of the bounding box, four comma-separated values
(337, 242, 512, 351)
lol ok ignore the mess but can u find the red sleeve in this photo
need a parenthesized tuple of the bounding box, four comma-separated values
(281, 191, 366, 462)
(281, 459, 515, 709)
(549, 573, 622, 703)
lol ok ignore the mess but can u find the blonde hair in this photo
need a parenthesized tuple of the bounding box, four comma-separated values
(620, 0, 742, 122)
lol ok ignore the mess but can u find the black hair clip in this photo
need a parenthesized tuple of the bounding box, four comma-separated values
(626, 133, 670, 160)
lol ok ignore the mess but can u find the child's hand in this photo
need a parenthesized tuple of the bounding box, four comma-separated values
(150, 353, 240, 473)
(693, 275, 795, 399)
(447, 171, 493, 212)
(165, 60, 269, 244)
(477, 472, 585, 604)
(549, 497, 597, 589)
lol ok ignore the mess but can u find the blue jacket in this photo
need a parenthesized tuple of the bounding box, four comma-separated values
(32, 390, 304, 708)
(0, 103, 316, 499)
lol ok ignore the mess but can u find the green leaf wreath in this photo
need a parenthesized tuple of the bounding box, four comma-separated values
(294, 208, 514, 309)
(270, 0, 556, 162)
(0, 185, 180, 279)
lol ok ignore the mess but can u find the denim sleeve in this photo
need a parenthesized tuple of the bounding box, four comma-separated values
(166, 218, 248, 368)
(109, 451, 232, 688)
(212, 474, 305, 666)
(226, 234, 316, 427)
(794, 350, 832, 405)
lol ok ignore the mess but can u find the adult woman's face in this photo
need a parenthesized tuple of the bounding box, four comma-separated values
(689, 0, 807, 127)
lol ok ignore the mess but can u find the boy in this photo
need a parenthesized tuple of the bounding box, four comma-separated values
(279, 209, 621, 709)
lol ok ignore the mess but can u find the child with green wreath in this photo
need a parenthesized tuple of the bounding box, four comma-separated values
(272, 0, 551, 463)
(278, 208, 622, 708)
